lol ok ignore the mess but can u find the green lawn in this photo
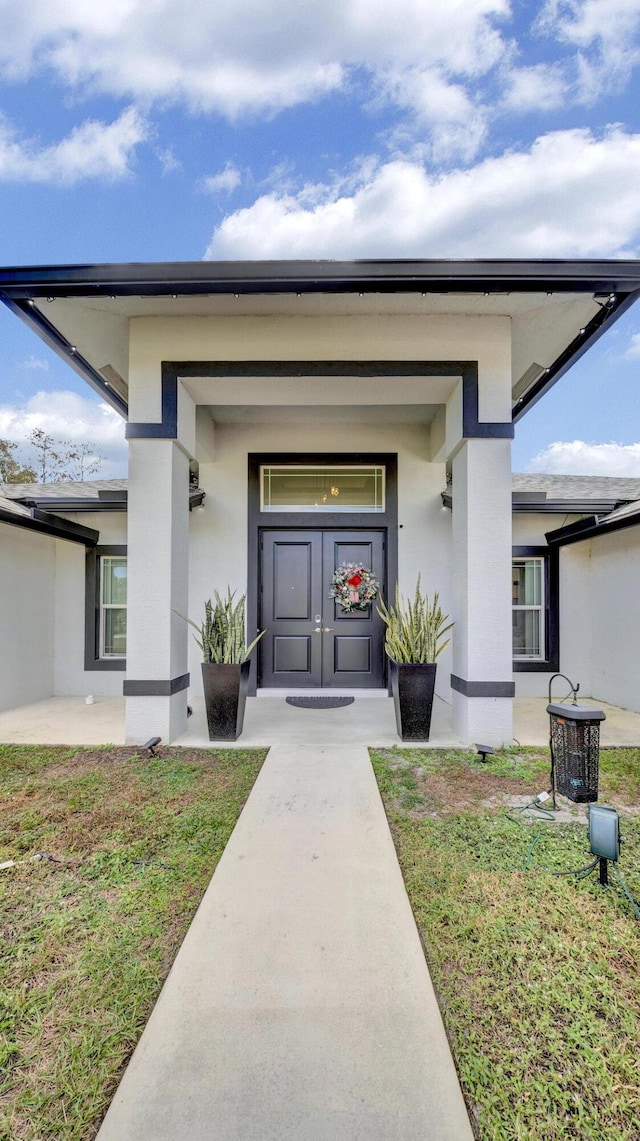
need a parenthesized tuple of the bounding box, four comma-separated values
(0, 744, 266, 1141)
(370, 745, 640, 1141)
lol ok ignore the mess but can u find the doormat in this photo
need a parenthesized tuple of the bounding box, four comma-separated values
(286, 696, 355, 709)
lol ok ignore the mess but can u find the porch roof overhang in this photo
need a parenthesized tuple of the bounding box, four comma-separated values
(2, 258, 640, 424)
(546, 499, 640, 547)
(0, 498, 99, 545)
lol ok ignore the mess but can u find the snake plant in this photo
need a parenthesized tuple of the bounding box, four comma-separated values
(377, 577, 453, 663)
(179, 589, 265, 664)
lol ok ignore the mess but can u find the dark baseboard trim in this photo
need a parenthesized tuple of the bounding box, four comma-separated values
(123, 673, 190, 696)
(451, 674, 516, 698)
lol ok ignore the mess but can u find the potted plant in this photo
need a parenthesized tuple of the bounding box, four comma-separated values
(181, 589, 265, 740)
(377, 577, 453, 741)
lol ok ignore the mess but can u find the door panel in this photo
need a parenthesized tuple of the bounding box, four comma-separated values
(273, 543, 313, 619)
(260, 533, 323, 687)
(260, 529, 385, 688)
(321, 532, 385, 687)
(333, 636, 371, 674)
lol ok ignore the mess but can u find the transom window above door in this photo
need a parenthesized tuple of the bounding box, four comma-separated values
(260, 465, 385, 512)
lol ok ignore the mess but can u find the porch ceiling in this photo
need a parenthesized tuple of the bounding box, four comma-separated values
(204, 403, 440, 425)
(2, 258, 639, 421)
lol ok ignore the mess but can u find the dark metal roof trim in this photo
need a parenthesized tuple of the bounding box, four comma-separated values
(546, 508, 640, 546)
(19, 496, 127, 513)
(0, 295, 127, 418)
(0, 504, 99, 545)
(2, 258, 640, 297)
(3, 259, 640, 425)
(12, 487, 203, 512)
(513, 288, 640, 420)
(513, 498, 627, 514)
(441, 491, 627, 513)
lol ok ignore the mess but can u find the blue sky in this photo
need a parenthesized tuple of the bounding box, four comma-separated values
(1, 0, 640, 478)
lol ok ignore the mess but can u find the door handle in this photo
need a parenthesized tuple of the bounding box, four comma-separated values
(314, 626, 333, 633)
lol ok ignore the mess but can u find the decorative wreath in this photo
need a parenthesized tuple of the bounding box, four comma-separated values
(329, 563, 380, 612)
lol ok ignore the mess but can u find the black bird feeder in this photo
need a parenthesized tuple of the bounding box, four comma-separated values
(546, 674, 605, 807)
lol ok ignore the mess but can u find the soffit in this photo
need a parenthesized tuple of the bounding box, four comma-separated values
(30, 289, 600, 399)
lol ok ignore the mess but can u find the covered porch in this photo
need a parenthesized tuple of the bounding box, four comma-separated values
(1, 692, 639, 749)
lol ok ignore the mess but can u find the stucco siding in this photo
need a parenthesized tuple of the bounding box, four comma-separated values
(0, 525, 55, 711)
(589, 529, 640, 711)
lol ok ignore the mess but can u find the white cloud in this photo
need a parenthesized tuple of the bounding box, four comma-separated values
(0, 106, 148, 184)
(624, 332, 640, 359)
(529, 439, 640, 476)
(0, 391, 127, 477)
(205, 126, 640, 259)
(156, 145, 181, 175)
(0, 0, 510, 126)
(503, 62, 568, 110)
(538, 0, 640, 96)
(200, 163, 242, 194)
(20, 355, 49, 371)
(540, 0, 640, 55)
(378, 67, 488, 161)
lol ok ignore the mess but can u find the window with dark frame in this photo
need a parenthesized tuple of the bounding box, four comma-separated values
(85, 545, 127, 671)
(100, 555, 127, 658)
(512, 557, 544, 660)
(512, 546, 559, 673)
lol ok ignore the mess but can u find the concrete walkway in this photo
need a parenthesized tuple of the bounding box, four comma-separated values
(97, 745, 474, 1140)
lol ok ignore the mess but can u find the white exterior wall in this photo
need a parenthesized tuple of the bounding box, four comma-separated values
(128, 313, 511, 420)
(0, 525, 56, 711)
(558, 543, 593, 698)
(589, 529, 640, 711)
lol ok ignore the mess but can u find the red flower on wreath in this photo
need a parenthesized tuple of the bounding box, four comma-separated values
(329, 563, 380, 612)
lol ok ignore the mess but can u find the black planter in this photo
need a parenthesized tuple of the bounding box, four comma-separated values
(201, 660, 251, 740)
(390, 661, 437, 741)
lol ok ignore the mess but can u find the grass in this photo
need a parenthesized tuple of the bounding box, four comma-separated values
(0, 743, 266, 1141)
(370, 745, 640, 1141)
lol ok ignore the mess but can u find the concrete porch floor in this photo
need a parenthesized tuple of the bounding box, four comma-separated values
(1, 692, 640, 748)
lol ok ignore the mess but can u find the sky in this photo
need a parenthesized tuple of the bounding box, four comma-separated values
(1, 0, 640, 479)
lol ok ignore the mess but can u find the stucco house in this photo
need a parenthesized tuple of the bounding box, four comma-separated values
(1, 259, 640, 746)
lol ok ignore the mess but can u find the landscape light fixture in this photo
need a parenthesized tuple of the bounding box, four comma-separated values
(475, 744, 495, 763)
(588, 805, 620, 885)
(553, 804, 639, 919)
(142, 737, 162, 757)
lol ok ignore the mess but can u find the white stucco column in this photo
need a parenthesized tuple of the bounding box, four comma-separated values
(451, 438, 513, 746)
(124, 438, 190, 744)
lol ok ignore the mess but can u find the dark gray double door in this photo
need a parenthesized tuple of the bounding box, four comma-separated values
(260, 530, 386, 688)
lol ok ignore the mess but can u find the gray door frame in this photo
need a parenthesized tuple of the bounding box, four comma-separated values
(247, 452, 398, 694)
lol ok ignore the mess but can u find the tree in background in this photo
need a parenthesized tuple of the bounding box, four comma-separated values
(0, 432, 105, 484)
(61, 440, 104, 480)
(29, 429, 64, 483)
(0, 439, 37, 484)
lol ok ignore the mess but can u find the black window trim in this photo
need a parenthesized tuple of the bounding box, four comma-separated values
(85, 545, 127, 671)
(512, 545, 559, 673)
